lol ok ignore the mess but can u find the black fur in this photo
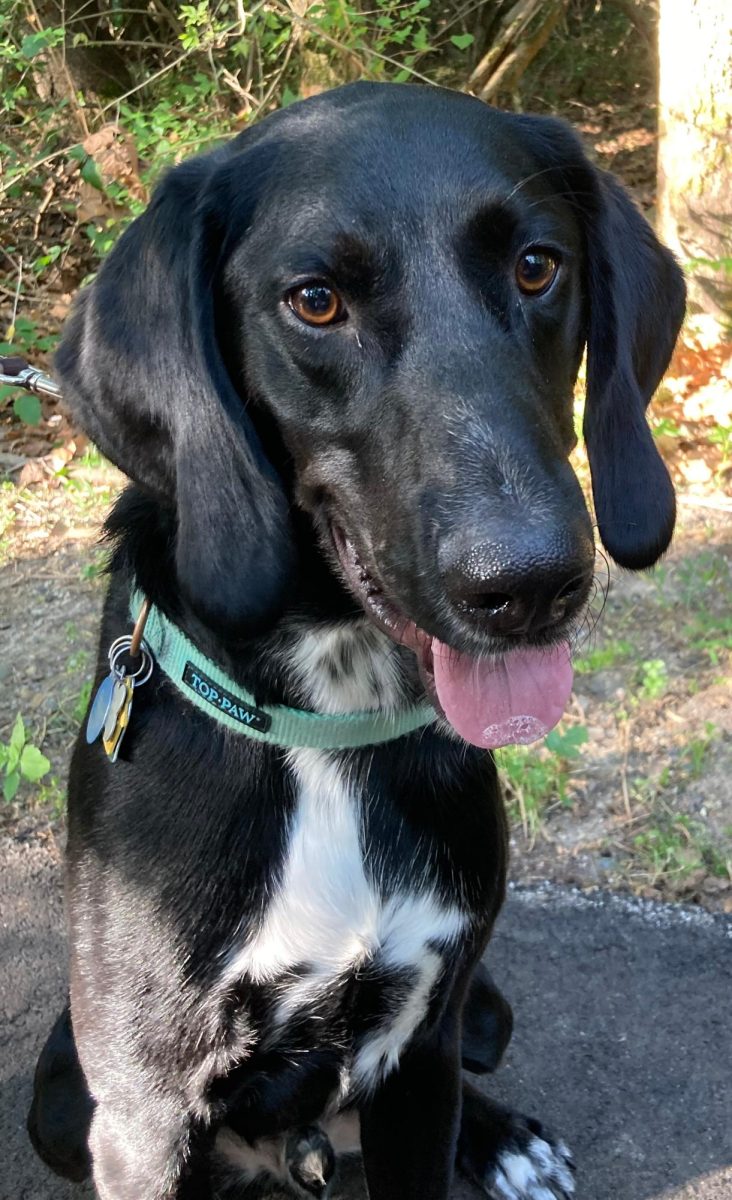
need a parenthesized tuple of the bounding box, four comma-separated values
(28, 82, 684, 1200)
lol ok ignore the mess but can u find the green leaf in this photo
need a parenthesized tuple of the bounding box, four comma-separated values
(13, 393, 42, 425)
(20, 744, 52, 783)
(545, 725, 588, 761)
(450, 33, 474, 50)
(20, 27, 64, 57)
(3, 771, 20, 803)
(69, 146, 106, 192)
(9, 714, 25, 757)
(21, 32, 52, 58)
(80, 156, 105, 191)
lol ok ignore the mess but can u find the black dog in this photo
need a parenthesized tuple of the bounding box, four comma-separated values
(28, 82, 684, 1199)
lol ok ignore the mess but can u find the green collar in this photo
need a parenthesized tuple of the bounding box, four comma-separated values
(130, 593, 436, 750)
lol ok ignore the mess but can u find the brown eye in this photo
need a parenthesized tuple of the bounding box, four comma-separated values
(288, 282, 345, 326)
(515, 249, 559, 296)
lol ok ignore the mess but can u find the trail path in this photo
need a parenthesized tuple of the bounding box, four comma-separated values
(2, 839, 730, 1200)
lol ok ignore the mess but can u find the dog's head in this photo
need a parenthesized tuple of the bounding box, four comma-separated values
(57, 83, 684, 743)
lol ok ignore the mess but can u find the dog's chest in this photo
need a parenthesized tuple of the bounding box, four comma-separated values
(226, 746, 466, 1083)
(224, 625, 467, 1085)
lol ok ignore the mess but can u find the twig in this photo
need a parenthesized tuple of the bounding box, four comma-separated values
(0, 246, 21, 273)
(516, 785, 530, 843)
(56, 6, 162, 24)
(99, 46, 196, 113)
(677, 494, 732, 513)
(33, 179, 56, 240)
(220, 69, 258, 108)
(619, 719, 632, 820)
(280, 3, 437, 86)
(9, 255, 23, 333)
(0, 452, 30, 470)
(258, 36, 297, 113)
(0, 146, 70, 201)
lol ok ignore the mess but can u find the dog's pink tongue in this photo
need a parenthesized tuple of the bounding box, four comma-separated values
(432, 641, 573, 749)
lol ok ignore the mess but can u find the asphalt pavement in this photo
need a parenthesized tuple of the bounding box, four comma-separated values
(1, 837, 730, 1200)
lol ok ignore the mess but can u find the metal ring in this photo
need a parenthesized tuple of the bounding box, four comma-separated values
(108, 637, 154, 686)
(108, 635, 131, 660)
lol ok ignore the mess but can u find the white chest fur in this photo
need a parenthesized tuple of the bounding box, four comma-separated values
(224, 762, 465, 1089)
(223, 623, 467, 1087)
(288, 619, 409, 715)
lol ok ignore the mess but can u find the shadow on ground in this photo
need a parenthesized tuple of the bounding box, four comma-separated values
(1, 842, 730, 1200)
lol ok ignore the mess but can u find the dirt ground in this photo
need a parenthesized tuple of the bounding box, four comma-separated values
(1, 453, 730, 913)
(507, 496, 732, 911)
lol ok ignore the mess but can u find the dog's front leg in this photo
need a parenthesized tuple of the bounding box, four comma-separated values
(359, 1011, 462, 1200)
(457, 1081, 575, 1199)
(87, 1095, 214, 1200)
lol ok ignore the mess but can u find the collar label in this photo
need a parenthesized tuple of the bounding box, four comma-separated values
(182, 662, 272, 732)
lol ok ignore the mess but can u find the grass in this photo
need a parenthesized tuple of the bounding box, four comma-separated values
(629, 724, 718, 808)
(632, 810, 731, 887)
(680, 723, 718, 777)
(683, 613, 732, 667)
(574, 639, 633, 673)
(497, 723, 588, 845)
(0, 713, 51, 802)
(649, 549, 732, 611)
(79, 547, 110, 582)
(504, 526, 731, 905)
(0, 480, 18, 565)
(623, 722, 731, 890)
(58, 471, 116, 515)
(636, 658, 669, 701)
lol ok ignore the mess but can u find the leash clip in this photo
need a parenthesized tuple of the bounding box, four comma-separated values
(0, 354, 62, 399)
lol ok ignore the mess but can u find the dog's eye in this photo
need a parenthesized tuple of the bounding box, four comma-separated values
(288, 283, 346, 326)
(515, 249, 559, 296)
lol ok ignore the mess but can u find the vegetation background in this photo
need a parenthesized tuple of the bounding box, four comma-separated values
(1, 0, 731, 909)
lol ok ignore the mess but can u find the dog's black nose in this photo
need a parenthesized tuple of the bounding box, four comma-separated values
(440, 528, 593, 637)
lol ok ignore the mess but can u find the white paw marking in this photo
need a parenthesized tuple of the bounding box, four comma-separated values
(489, 1135, 575, 1199)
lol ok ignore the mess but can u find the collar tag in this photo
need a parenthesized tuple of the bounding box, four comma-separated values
(182, 662, 271, 732)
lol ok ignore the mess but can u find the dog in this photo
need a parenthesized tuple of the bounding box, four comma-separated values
(27, 81, 685, 1200)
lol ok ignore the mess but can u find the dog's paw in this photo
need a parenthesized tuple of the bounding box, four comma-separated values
(286, 1125, 335, 1197)
(480, 1126, 575, 1200)
(458, 1090, 575, 1200)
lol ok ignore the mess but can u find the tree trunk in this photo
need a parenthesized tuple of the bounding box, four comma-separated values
(467, 0, 567, 103)
(657, 0, 732, 328)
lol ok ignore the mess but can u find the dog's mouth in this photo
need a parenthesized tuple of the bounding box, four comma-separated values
(331, 524, 574, 750)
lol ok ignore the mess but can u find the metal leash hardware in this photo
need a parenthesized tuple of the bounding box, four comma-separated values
(0, 354, 62, 399)
(86, 600, 153, 763)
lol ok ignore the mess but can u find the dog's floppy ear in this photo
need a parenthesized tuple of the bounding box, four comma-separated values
(56, 139, 294, 632)
(582, 170, 685, 569)
(514, 114, 686, 569)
